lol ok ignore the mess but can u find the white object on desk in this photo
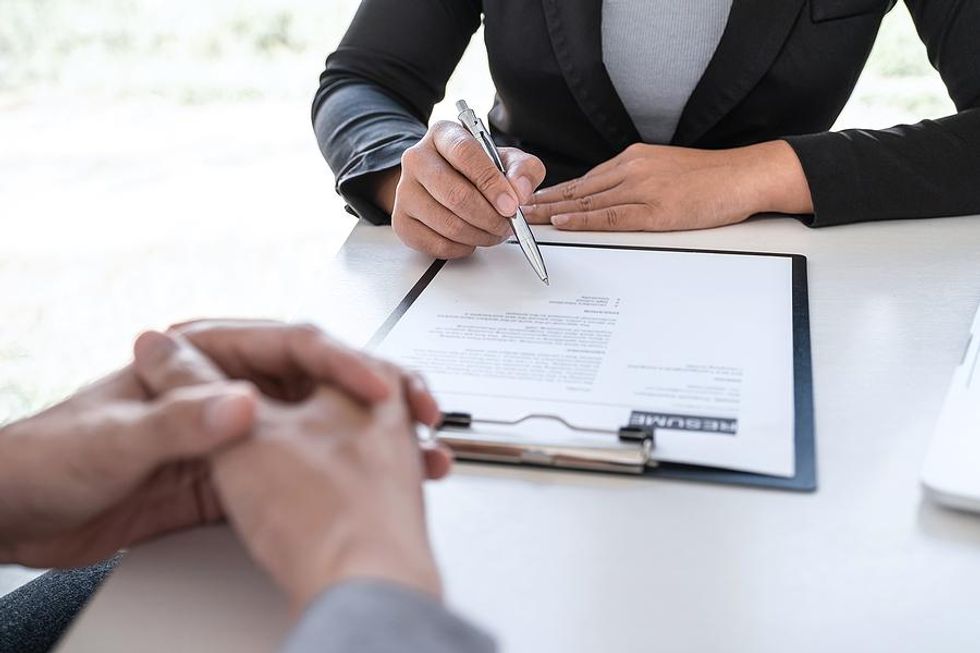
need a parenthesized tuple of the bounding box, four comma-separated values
(58, 216, 980, 653)
(374, 242, 798, 477)
(922, 298, 980, 512)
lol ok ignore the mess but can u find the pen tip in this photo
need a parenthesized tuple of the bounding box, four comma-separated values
(543, 277, 550, 286)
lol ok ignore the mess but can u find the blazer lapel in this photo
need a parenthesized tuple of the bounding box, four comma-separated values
(672, 0, 807, 146)
(541, 0, 640, 155)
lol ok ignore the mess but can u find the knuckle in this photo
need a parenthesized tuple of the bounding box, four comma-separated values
(400, 145, 420, 169)
(433, 241, 471, 260)
(604, 208, 619, 229)
(471, 165, 502, 195)
(578, 195, 593, 211)
(391, 208, 409, 233)
(560, 180, 578, 201)
(403, 231, 427, 254)
(431, 240, 456, 259)
(474, 230, 498, 247)
(447, 134, 478, 165)
(445, 183, 474, 211)
(441, 216, 467, 242)
(431, 120, 456, 136)
(392, 209, 419, 241)
(505, 150, 543, 180)
(624, 143, 644, 157)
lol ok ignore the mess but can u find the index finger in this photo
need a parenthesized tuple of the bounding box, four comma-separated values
(432, 123, 520, 218)
(530, 172, 619, 206)
(133, 330, 226, 392)
(170, 321, 392, 404)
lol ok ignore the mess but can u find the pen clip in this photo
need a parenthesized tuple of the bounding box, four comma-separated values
(456, 100, 505, 172)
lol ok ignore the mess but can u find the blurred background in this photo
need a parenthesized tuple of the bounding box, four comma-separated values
(0, 3, 956, 444)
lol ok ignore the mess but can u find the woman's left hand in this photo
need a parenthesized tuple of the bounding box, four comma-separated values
(523, 140, 813, 232)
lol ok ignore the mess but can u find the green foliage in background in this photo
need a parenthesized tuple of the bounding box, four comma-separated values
(0, 0, 359, 101)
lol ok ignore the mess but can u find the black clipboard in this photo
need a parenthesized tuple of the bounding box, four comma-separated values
(369, 242, 817, 492)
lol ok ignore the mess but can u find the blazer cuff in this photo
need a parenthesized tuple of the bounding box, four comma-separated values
(313, 82, 427, 225)
(783, 132, 867, 228)
(334, 136, 417, 225)
(280, 580, 496, 653)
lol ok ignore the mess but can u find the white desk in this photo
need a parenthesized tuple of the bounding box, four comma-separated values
(60, 216, 980, 653)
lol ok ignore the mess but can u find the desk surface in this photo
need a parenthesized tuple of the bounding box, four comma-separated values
(60, 216, 980, 653)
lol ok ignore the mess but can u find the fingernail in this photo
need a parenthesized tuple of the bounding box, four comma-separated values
(495, 193, 518, 216)
(515, 177, 533, 202)
(551, 215, 569, 227)
(205, 390, 253, 438)
(136, 331, 176, 365)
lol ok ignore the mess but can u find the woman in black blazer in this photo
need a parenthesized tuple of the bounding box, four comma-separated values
(314, 0, 980, 259)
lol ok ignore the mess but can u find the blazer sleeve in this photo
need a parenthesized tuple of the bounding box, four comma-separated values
(279, 581, 497, 653)
(784, 0, 980, 227)
(313, 0, 482, 225)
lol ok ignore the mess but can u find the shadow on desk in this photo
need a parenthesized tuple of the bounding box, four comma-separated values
(916, 499, 980, 548)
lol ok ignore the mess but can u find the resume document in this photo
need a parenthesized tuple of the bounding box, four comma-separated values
(375, 243, 797, 477)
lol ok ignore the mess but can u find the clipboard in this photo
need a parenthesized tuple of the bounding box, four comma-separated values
(370, 242, 817, 492)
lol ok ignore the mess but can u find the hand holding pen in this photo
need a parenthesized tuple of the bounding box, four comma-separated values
(381, 109, 547, 262)
(456, 100, 549, 283)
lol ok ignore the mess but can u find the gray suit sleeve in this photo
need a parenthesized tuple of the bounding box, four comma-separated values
(279, 580, 497, 653)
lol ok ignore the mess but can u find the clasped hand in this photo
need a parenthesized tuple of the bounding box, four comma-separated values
(0, 321, 450, 610)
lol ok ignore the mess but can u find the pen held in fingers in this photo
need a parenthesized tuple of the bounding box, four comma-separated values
(457, 98, 551, 284)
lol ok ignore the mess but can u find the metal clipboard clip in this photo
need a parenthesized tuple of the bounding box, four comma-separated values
(434, 412, 657, 475)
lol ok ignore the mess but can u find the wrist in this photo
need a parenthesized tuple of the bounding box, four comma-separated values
(733, 140, 814, 217)
(333, 543, 443, 599)
(365, 167, 401, 215)
(289, 527, 442, 613)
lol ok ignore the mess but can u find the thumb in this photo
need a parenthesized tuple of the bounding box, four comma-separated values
(422, 441, 454, 480)
(367, 364, 418, 442)
(116, 382, 257, 473)
(500, 148, 546, 204)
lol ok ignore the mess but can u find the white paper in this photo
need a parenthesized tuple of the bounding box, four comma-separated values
(375, 243, 797, 477)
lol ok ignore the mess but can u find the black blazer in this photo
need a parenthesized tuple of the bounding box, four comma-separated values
(313, 0, 980, 228)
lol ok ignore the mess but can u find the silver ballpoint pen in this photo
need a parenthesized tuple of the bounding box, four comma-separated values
(456, 100, 550, 285)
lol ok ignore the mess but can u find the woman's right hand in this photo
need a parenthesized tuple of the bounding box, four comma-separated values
(378, 121, 546, 260)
